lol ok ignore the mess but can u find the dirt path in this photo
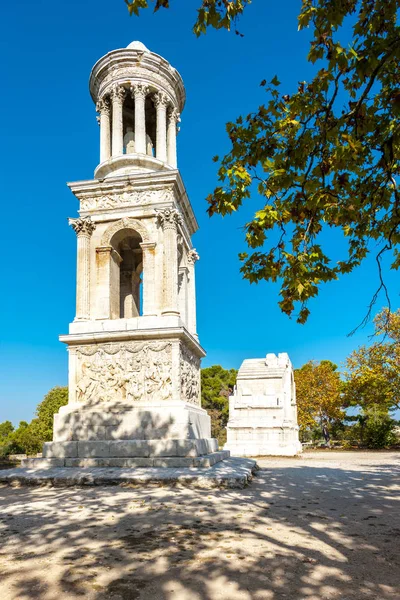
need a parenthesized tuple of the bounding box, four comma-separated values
(0, 451, 399, 600)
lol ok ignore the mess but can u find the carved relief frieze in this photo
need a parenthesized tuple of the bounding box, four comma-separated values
(80, 187, 175, 212)
(75, 341, 172, 405)
(180, 344, 201, 405)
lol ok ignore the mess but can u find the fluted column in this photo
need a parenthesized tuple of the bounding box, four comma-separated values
(157, 209, 182, 316)
(96, 97, 111, 163)
(167, 107, 179, 168)
(140, 242, 157, 316)
(187, 249, 199, 337)
(154, 92, 168, 162)
(69, 217, 96, 321)
(131, 83, 149, 154)
(111, 85, 125, 157)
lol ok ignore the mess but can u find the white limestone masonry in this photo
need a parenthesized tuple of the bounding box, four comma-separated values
(25, 40, 227, 469)
(224, 353, 302, 457)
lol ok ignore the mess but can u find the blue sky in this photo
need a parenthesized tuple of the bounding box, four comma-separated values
(0, 1, 398, 425)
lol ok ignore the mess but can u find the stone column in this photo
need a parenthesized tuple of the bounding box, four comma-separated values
(157, 209, 182, 316)
(154, 92, 168, 162)
(167, 107, 179, 168)
(187, 249, 199, 337)
(111, 85, 126, 157)
(131, 83, 149, 154)
(69, 217, 96, 321)
(140, 242, 157, 316)
(96, 97, 111, 163)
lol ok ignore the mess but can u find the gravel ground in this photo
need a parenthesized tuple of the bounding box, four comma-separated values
(0, 451, 399, 600)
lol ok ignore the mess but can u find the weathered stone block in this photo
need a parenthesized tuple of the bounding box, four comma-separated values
(153, 457, 194, 468)
(43, 442, 78, 458)
(108, 458, 153, 467)
(110, 440, 151, 458)
(148, 440, 177, 457)
(21, 458, 65, 468)
(77, 441, 110, 458)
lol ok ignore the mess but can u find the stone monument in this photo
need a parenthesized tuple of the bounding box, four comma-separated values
(224, 353, 302, 456)
(22, 40, 229, 470)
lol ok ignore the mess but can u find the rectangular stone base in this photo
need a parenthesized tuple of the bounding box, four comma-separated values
(21, 451, 230, 469)
(225, 426, 302, 457)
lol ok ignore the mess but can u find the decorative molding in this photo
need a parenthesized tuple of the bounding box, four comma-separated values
(96, 97, 111, 116)
(156, 207, 182, 231)
(101, 217, 151, 246)
(153, 91, 169, 108)
(180, 344, 201, 405)
(131, 82, 150, 100)
(75, 341, 173, 404)
(80, 187, 174, 212)
(69, 217, 96, 237)
(111, 85, 126, 104)
(187, 249, 200, 264)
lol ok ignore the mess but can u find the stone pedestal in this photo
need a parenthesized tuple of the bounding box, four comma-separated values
(224, 353, 302, 457)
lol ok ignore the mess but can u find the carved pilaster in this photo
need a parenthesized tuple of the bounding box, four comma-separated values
(187, 248, 199, 338)
(140, 242, 157, 316)
(157, 209, 182, 316)
(69, 217, 96, 238)
(69, 218, 96, 321)
(157, 208, 182, 231)
(167, 107, 180, 168)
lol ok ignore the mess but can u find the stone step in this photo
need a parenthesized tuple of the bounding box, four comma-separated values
(21, 451, 230, 469)
(0, 457, 258, 489)
(42, 438, 219, 459)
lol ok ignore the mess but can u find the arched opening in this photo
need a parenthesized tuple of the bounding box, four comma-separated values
(110, 228, 143, 318)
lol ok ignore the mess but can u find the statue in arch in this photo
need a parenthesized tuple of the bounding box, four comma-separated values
(124, 127, 135, 154)
(146, 134, 154, 156)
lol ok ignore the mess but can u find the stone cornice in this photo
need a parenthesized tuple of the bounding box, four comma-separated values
(89, 48, 185, 113)
(60, 326, 206, 358)
(68, 170, 198, 236)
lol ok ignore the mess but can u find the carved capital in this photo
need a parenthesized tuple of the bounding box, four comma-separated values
(168, 107, 180, 125)
(187, 249, 200, 264)
(153, 91, 169, 109)
(157, 208, 182, 231)
(96, 97, 111, 117)
(111, 85, 126, 104)
(131, 82, 150, 100)
(69, 217, 96, 237)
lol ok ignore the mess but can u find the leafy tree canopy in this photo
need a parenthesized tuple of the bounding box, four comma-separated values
(344, 308, 400, 411)
(0, 387, 68, 456)
(201, 365, 237, 445)
(295, 360, 344, 434)
(0, 421, 14, 439)
(126, 0, 400, 326)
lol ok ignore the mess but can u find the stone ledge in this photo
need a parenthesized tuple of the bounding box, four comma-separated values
(0, 458, 258, 489)
(42, 438, 219, 459)
(21, 450, 230, 469)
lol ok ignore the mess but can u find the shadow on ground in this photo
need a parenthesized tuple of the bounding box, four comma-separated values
(0, 452, 399, 599)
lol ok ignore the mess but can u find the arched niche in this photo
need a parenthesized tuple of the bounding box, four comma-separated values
(110, 228, 143, 318)
(101, 217, 150, 246)
(97, 218, 152, 319)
